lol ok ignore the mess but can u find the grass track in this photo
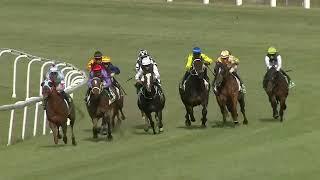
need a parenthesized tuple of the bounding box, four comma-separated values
(0, 0, 320, 179)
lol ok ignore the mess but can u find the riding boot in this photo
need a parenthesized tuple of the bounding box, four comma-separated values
(280, 69, 295, 88)
(232, 72, 246, 93)
(134, 82, 143, 94)
(60, 91, 71, 106)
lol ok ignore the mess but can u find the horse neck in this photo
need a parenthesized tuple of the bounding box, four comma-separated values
(186, 74, 205, 92)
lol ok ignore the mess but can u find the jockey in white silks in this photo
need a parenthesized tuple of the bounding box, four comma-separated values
(43, 65, 71, 109)
(135, 56, 161, 94)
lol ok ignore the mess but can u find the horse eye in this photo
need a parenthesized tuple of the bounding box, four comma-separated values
(48, 82, 53, 87)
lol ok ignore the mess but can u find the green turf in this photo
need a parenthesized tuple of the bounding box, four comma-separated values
(0, 0, 320, 179)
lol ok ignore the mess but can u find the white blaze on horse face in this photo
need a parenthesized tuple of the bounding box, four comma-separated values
(91, 78, 101, 94)
(146, 73, 152, 91)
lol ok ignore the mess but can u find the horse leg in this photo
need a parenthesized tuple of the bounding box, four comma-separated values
(269, 95, 279, 119)
(279, 97, 287, 122)
(62, 123, 68, 144)
(57, 126, 62, 139)
(230, 98, 239, 126)
(48, 122, 58, 144)
(69, 116, 77, 146)
(188, 106, 196, 122)
(184, 105, 191, 127)
(217, 96, 227, 126)
(146, 113, 156, 134)
(104, 113, 113, 141)
(120, 108, 126, 120)
(92, 118, 99, 139)
(238, 93, 248, 125)
(157, 111, 164, 133)
(141, 111, 150, 132)
(201, 104, 208, 128)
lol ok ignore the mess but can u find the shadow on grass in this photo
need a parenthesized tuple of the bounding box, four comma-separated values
(259, 118, 278, 123)
(211, 121, 236, 128)
(176, 125, 205, 130)
(39, 144, 66, 148)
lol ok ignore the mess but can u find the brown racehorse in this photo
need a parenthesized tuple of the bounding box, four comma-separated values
(179, 59, 210, 127)
(86, 77, 125, 140)
(213, 62, 248, 126)
(41, 79, 77, 145)
(263, 66, 289, 121)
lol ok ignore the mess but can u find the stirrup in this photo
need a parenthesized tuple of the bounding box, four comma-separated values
(289, 82, 295, 88)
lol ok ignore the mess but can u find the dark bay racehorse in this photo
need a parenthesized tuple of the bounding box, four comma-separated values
(179, 59, 210, 127)
(86, 77, 114, 140)
(137, 72, 165, 134)
(213, 63, 248, 126)
(263, 66, 289, 121)
(41, 79, 77, 145)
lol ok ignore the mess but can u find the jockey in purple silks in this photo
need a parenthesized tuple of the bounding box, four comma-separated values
(87, 64, 116, 102)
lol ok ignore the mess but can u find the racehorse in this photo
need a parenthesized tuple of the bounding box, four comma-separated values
(263, 66, 289, 121)
(86, 77, 114, 140)
(213, 62, 248, 126)
(41, 79, 77, 145)
(179, 59, 210, 127)
(137, 72, 165, 134)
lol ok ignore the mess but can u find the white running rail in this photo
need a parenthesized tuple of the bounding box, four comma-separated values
(0, 48, 87, 146)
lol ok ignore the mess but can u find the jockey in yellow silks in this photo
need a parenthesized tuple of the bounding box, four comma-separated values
(181, 47, 213, 85)
(214, 50, 246, 93)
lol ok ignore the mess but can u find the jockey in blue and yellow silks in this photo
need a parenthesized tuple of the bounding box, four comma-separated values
(182, 47, 213, 84)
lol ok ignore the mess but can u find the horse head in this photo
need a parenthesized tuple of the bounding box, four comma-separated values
(214, 62, 229, 88)
(191, 59, 205, 77)
(91, 77, 103, 96)
(41, 79, 55, 98)
(142, 72, 155, 93)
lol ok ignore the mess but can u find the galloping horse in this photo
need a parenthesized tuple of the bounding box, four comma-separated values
(179, 59, 210, 127)
(213, 62, 248, 126)
(263, 66, 289, 121)
(86, 77, 114, 140)
(41, 79, 77, 145)
(137, 72, 165, 134)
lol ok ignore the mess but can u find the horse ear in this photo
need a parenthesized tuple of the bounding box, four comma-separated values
(41, 82, 44, 86)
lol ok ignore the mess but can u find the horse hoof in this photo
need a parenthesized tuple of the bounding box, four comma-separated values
(63, 137, 67, 144)
(234, 121, 239, 126)
(185, 120, 191, 127)
(201, 124, 206, 128)
(243, 120, 248, 125)
(191, 118, 196, 122)
(144, 126, 149, 132)
(107, 135, 113, 141)
(159, 127, 164, 133)
(72, 138, 77, 146)
(273, 115, 279, 119)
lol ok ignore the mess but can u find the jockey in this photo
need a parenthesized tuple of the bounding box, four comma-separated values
(85, 51, 121, 101)
(43, 65, 71, 109)
(214, 50, 246, 93)
(182, 47, 213, 85)
(86, 64, 115, 101)
(264, 47, 295, 88)
(135, 56, 161, 94)
(135, 49, 157, 72)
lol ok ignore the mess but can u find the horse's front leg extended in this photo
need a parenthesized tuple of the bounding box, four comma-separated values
(269, 95, 278, 119)
(49, 122, 58, 144)
(92, 118, 99, 139)
(145, 113, 156, 134)
(104, 113, 113, 141)
(201, 104, 208, 127)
